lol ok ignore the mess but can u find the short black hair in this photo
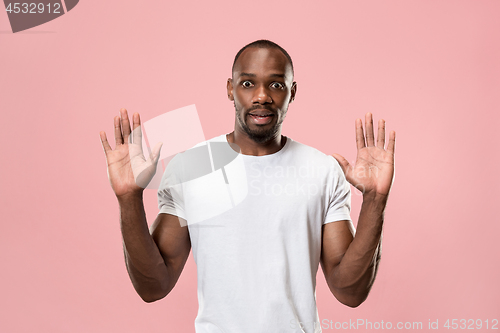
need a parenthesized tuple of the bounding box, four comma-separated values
(232, 39, 294, 77)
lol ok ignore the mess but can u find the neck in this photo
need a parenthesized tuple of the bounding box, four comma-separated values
(227, 129, 286, 156)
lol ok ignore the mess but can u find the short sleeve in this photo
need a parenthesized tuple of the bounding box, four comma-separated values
(157, 156, 187, 220)
(324, 156, 352, 224)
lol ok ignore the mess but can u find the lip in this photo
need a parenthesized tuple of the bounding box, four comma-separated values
(247, 112, 274, 125)
(247, 108, 275, 117)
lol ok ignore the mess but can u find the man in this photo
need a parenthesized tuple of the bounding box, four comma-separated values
(100, 40, 395, 333)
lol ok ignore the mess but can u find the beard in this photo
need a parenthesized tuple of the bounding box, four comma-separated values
(235, 103, 286, 144)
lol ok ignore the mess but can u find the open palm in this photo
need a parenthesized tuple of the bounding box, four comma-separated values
(332, 113, 395, 197)
(100, 109, 162, 198)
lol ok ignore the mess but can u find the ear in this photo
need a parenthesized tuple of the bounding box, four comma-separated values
(289, 81, 297, 103)
(227, 78, 234, 101)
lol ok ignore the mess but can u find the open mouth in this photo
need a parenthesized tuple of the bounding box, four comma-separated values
(250, 113, 273, 118)
(248, 113, 274, 125)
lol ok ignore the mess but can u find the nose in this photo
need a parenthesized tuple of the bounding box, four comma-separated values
(252, 85, 272, 104)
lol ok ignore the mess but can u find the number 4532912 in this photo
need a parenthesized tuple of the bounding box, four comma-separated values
(444, 319, 498, 330)
(5, 3, 62, 14)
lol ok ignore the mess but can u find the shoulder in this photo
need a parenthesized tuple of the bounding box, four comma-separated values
(286, 138, 341, 168)
(283, 138, 346, 184)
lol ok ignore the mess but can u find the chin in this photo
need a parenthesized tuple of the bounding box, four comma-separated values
(245, 127, 279, 144)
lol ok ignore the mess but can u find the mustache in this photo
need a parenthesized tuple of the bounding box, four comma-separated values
(246, 105, 276, 113)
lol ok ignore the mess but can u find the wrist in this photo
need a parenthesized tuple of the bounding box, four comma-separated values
(361, 191, 389, 211)
(117, 190, 144, 204)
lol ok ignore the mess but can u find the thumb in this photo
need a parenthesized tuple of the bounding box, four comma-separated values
(331, 153, 351, 175)
(150, 142, 163, 163)
(332, 153, 356, 185)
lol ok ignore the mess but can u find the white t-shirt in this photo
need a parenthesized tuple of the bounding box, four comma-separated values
(158, 134, 351, 333)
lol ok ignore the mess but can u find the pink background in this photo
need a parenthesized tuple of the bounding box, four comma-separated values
(1, 1, 499, 332)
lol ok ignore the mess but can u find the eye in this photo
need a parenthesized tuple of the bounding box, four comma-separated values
(241, 80, 253, 88)
(271, 82, 284, 90)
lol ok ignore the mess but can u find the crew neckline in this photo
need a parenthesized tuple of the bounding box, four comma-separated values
(214, 134, 291, 158)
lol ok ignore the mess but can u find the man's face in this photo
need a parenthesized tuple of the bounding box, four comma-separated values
(227, 47, 297, 144)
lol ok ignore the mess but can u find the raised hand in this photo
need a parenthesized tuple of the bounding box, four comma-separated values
(100, 109, 163, 198)
(332, 113, 395, 197)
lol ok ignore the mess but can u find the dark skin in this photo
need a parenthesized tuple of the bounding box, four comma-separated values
(226, 47, 296, 156)
(100, 111, 190, 302)
(99, 47, 395, 306)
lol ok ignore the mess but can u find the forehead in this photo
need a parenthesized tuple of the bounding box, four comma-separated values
(233, 47, 292, 79)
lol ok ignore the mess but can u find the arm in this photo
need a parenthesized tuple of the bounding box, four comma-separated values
(321, 113, 395, 307)
(119, 195, 190, 302)
(100, 109, 191, 302)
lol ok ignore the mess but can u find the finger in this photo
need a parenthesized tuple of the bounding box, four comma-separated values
(114, 115, 123, 146)
(377, 119, 386, 149)
(132, 113, 142, 145)
(331, 153, 350, 175)
(100, 131, 112, 154)
(120, 108, 132, 143)
(365, 113, 375, 146)
(387, 130, 396, 154)
(355, 118, 366, 150)
(332, 153, 354, 184)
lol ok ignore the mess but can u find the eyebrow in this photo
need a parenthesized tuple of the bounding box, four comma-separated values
(239, 72, 287, 79)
